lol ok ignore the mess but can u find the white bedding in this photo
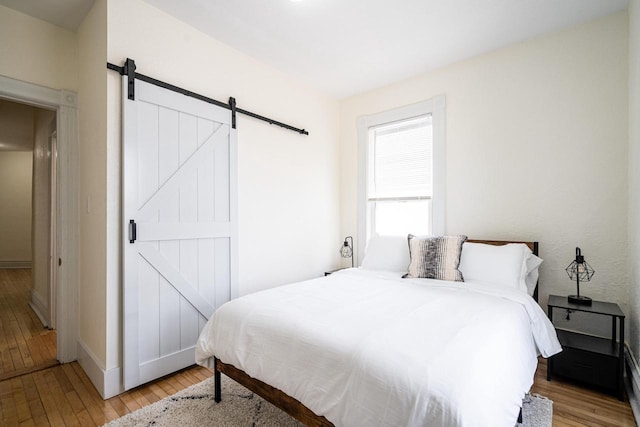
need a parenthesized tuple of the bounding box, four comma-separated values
(196, 268, 561, 427)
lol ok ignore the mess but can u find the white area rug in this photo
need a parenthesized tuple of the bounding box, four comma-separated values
(103, 376, 552, 427)
(517, 393, 553, 427)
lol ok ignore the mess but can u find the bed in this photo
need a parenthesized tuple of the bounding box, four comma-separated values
(195, 237, 562, 427)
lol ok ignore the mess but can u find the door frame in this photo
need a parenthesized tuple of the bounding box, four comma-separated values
(49, 129, 58, 330)
(0, 74, 79, 363)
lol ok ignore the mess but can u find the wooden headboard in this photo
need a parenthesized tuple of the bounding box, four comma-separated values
(466, 239, 538, 256)
(465, 239, 540, 302)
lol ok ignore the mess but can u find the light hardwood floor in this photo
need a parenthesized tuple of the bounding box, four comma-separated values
(0, 269, 58, 382)
(0, 362, 212, 426)
(532, 358, 636, 426)
(0, 357, 636, 426)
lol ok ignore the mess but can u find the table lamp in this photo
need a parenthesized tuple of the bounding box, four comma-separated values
(565, 247, 594, 306)
(340, 236, 354, 268)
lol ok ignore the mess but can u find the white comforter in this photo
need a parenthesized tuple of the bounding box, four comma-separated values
(196, 268, 561, 427)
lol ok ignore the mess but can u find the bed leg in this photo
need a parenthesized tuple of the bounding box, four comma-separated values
(214, 357, 221, 403)
(517, 407, 523, 424)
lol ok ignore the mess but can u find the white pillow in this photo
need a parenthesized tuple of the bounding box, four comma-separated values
(361, 235, 410, 272)
(458, 242, 542, 295)
(524, 253, 543, 296)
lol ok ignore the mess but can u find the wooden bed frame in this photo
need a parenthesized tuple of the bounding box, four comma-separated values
(212, 239, 540, 426)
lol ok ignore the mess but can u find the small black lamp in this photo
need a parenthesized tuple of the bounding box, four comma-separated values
(565, 247, 594, 306)
(340, 236, 354, 268)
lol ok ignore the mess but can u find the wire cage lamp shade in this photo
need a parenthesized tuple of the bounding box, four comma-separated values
(565, 247, 594, 305)
(340, 236, 354, 268)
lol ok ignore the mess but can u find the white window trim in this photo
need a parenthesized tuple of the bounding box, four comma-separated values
(356, 96, 446, 265)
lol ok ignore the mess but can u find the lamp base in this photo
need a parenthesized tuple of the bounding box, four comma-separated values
(568, 294, 592, 306)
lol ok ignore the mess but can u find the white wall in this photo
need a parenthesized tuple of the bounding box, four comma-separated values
(0, 151, 33, 262)
(0, 5, 77, 91)
(89, 0, 341, 377)
(340, 13, 629, 315)
(629, 0, 640, 361)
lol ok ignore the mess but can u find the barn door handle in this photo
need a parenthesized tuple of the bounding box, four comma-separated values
(129, 220, 137, 243)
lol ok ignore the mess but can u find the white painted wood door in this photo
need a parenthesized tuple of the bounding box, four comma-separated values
(122, 78, 237, 390)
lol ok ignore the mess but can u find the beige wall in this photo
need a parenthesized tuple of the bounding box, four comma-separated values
(0, 100, 36, 150)
(0, 5, 78, 91)
(340, 13, 629, 315)
(0, 151, 33, 262)
(0, 97, 55, 319)
(77, 0, 108, 371)
(629, 0, 640, 361)
(0, 101, 36, 264)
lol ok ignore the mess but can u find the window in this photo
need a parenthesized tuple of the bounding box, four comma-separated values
(357, 97, 445, 263)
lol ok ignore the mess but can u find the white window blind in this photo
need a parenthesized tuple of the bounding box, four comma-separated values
(365, 114, 434, 237)
(368, 115, 433, 200)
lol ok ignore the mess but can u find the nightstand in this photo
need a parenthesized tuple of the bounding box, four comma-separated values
(547, 295, 625, 400)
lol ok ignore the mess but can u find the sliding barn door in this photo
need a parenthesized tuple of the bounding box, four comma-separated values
(122, 78, 237, 390)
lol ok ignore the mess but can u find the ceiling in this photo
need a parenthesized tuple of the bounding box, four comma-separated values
(0, 0, 629, 98)
(0, 0, 95, 31)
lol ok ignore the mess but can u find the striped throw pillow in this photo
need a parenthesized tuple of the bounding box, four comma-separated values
(404, 235, 468, 281)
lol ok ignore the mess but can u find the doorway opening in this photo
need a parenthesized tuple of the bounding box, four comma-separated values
(0, 74, 79, 372)
(0, 98, 59, 380)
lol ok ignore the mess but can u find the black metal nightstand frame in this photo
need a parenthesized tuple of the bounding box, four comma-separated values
(324, 268, 347, 276)
(547, 295, 625, 401)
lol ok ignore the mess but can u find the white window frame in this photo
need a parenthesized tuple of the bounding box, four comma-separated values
(356, 96, 446, 265)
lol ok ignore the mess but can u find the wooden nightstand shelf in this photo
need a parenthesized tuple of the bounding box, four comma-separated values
(547, 295, 625, 400)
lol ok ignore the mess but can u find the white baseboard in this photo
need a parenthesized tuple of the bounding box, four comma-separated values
(625, 344, 640, 423)
(29, 289, 49, 328)
(76, 340, 123, 399)
(0, 261, 32, 268)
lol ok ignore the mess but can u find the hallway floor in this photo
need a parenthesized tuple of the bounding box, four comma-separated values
(0, 268, 58, 382)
